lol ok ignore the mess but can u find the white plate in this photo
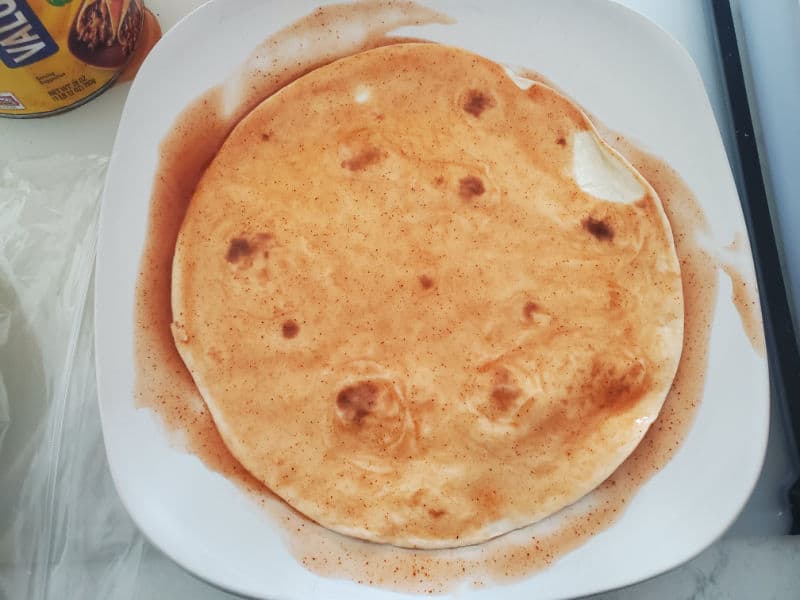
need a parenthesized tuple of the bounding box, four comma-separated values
(95, 1, 769, 598)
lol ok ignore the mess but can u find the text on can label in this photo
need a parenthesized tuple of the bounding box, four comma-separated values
(0, 0, 59, 68)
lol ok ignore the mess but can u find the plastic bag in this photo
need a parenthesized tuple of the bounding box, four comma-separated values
(0, 155, 242, 600)
(0, 156, 148, 600)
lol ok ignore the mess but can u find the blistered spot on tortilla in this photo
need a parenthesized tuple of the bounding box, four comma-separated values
(463, 89, 494, 117)
(226, 238, 252, 262)
(523, 301, 539, 320)
(583, 217, 614, 241)
(282, 320, 300, 339)
(458, 176, 485, 200)
(341, 146, 384, 171)
(336, 381, 379, 425)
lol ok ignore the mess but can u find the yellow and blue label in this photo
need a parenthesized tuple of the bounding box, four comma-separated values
(0, 1, 60, 68)
(0, 0, 143, 117)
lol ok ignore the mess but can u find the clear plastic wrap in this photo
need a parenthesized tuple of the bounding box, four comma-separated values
(0, 156, 147, 600)
(0, 155, 242, 600)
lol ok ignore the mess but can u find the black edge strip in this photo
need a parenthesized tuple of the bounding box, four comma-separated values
(710, 0, 800, 533)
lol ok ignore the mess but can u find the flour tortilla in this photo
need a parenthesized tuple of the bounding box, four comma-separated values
(171, 43, 683, 549)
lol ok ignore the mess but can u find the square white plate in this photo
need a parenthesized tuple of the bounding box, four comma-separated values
(95, 1, 769, 598)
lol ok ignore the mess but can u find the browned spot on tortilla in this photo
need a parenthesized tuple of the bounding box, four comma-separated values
(583, 217, 614, 241)
(419, 274, 434, 289)
(523, 301, 539, 319)
(428, 508, 446, 518)
(556, 137, 566, 146)
(458, 176, 485, 200)
(463, 89, 494, 117)
(336, 381, 379, 424)
(282, 320, 300, 339)
(588, 358, 649, 414)
(226, 238, 252, 262)
(490, 385, 521, 412)
(341, 146, 384, 171)
(261, 132, 271, 141)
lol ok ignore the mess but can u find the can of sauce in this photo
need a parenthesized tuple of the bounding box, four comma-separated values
(0, 0, 144, 118)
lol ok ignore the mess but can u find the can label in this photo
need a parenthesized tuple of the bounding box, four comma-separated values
(0, 1, 59, 68)
(0, 0, 143, 117)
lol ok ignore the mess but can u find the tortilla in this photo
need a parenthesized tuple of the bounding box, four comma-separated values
(171, 43, 683, 549)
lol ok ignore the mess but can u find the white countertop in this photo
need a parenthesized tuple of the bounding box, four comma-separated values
(1, 1, 798, 598)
